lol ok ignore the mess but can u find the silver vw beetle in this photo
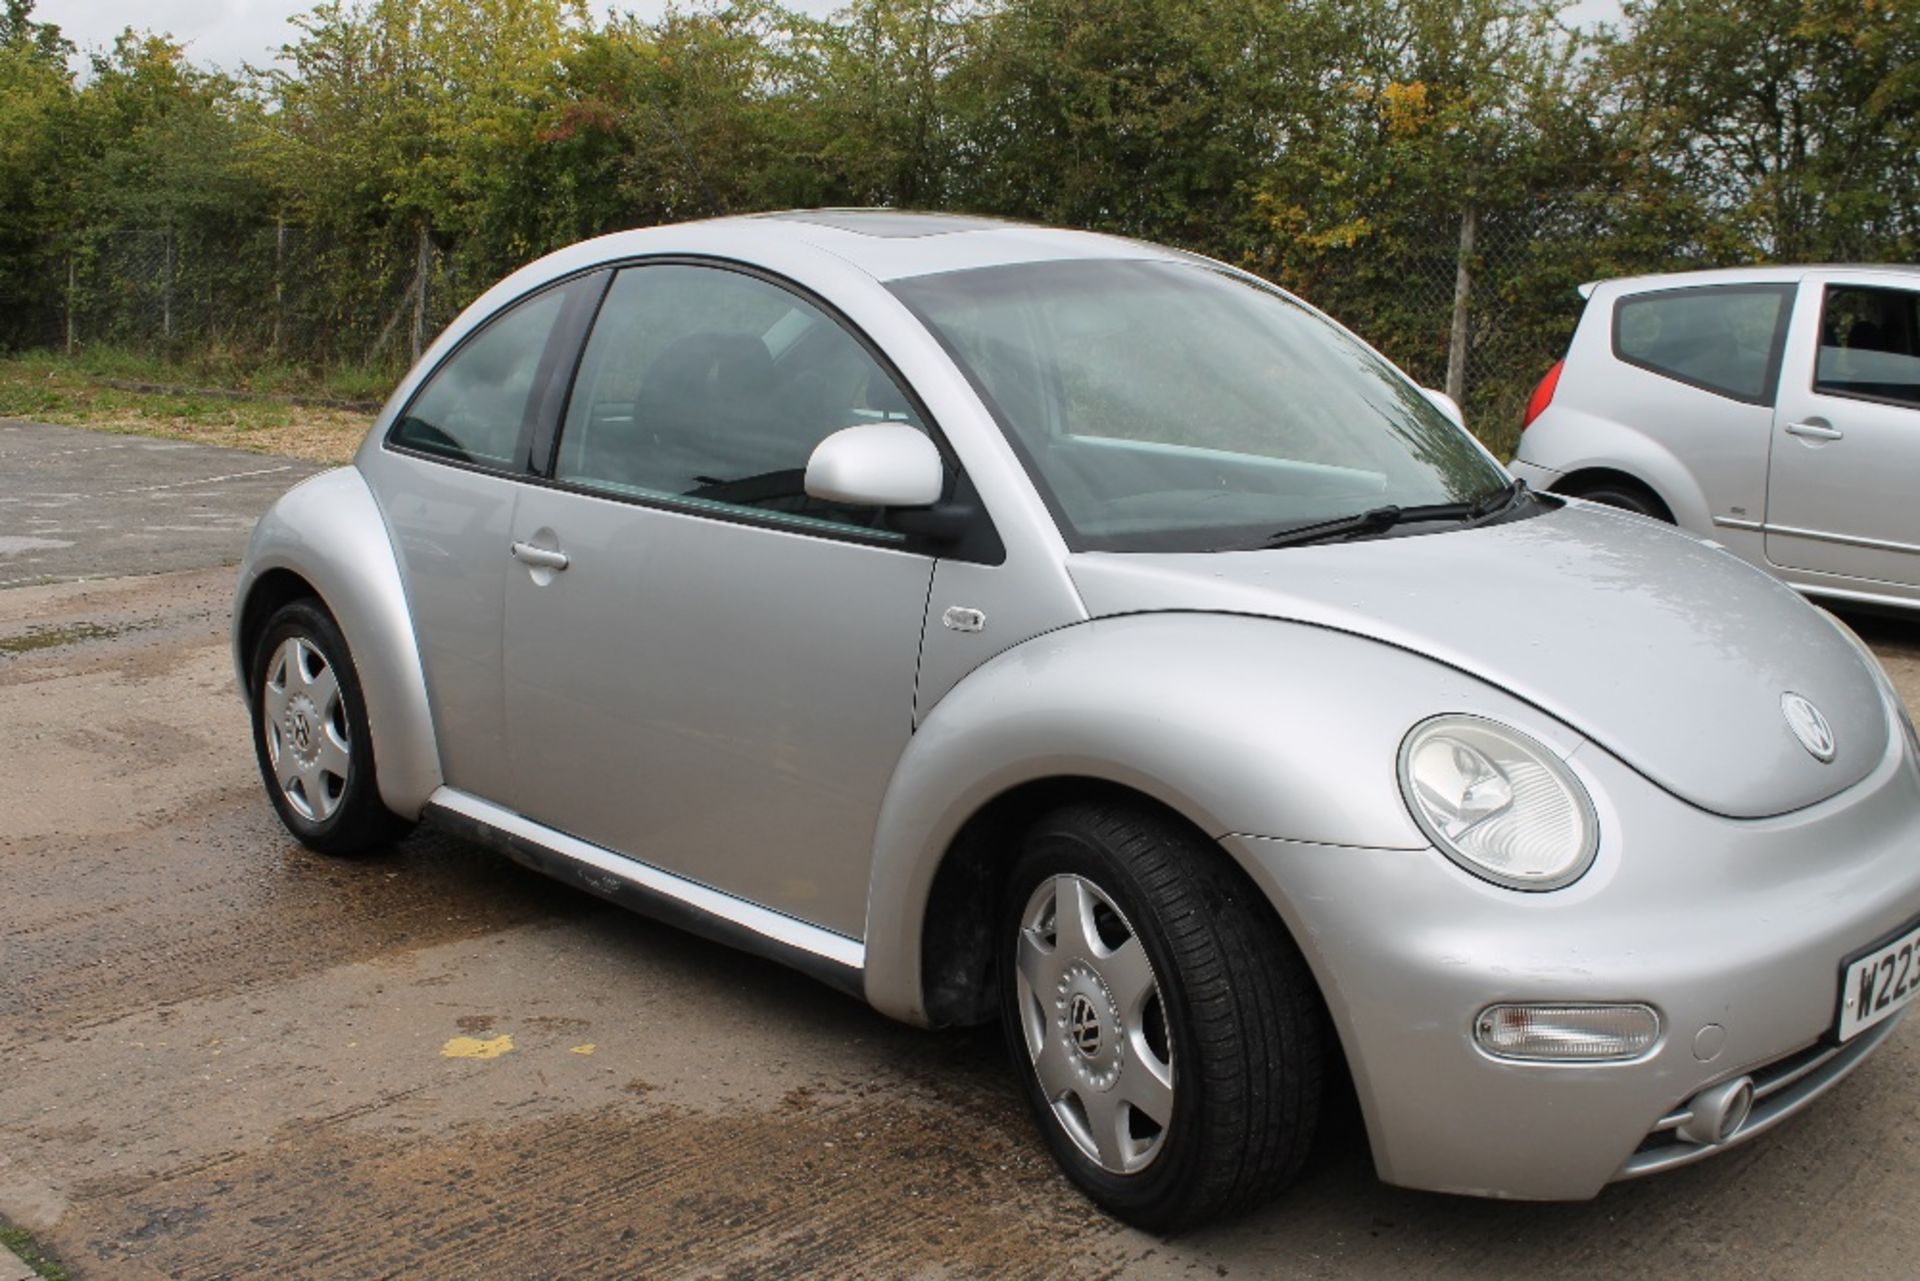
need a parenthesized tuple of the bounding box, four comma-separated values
(233, 211, 1920, 1230)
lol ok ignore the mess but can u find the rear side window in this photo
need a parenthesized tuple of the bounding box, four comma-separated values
(390, 283, 578, 468)
(1612, 284, 1794, 405)
(1816, 284, 1920, 409)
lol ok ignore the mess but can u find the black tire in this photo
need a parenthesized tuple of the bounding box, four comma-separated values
(1566, 479, 1672, 521)
(249, 598, 413, 856)
(998, 801, 1324, 1232)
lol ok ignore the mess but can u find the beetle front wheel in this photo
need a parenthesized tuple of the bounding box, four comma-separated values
(1000, 802, 1325, 1232)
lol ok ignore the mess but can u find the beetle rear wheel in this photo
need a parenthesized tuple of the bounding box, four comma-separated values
(1000, 801, 1325, 1232)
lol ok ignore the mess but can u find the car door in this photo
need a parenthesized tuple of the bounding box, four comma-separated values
(500, 261, 940, 940)
(1765, 275, 1920, 590)
(1603, 280, 1798, 531)
(371, 274, 597, 802)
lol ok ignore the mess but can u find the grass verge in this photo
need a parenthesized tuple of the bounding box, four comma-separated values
(0, 1224, 71, 1281)
(0, 349, 388, 465)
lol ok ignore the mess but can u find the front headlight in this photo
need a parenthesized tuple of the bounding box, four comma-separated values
(1398, 715, 1599, 891)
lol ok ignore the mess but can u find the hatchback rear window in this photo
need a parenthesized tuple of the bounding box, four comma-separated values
(1612, 284, 1794, 405)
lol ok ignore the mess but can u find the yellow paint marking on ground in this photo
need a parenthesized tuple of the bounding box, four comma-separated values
(441, 1034, 514, 1060)
(570, 1044, 596, 1056)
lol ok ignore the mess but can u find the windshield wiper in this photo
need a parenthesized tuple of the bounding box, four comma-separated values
(1465, 476, 1528, 523)
(1261, 479, 1528, 549)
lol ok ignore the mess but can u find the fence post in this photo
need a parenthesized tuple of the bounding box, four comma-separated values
(65, 251, 76, 356)
(410, 224, 430, 363)
(273, 217, 286, 355)
(163, 230, 176, 342)
(1445, 206, 1476, 405)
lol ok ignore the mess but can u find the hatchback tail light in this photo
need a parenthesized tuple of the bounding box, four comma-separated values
(1521, 359, 1564, 431)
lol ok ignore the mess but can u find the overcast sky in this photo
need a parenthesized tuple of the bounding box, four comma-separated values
(39, 0, 1626, 78)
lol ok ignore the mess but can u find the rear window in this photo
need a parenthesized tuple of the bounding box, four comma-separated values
(1612, 284, 1795, 405)
(1815, 284, 1920, 409)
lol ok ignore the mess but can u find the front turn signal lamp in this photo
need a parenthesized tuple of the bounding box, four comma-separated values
(1474, 1003, 1661, 1062)
(1399, 715, 1599, 891)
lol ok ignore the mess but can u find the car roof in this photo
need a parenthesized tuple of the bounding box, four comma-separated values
(1583, 262, 1920, 298)
(573, 208, 1194, 284)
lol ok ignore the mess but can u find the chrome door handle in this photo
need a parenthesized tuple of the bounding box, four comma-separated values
(1785, 421, 1843, 440)
(510, 541, 569, 570)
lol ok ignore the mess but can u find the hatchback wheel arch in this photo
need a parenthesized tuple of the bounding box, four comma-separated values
(1556, 469, 1675, 522)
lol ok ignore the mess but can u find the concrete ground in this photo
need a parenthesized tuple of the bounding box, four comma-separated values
(0, 420, 327, 590)
(2, 421, 1918, 1279)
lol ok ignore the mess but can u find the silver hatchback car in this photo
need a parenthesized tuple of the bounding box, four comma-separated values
(233, 213, 1920, 1230)
(1510, 265, 1920, 612)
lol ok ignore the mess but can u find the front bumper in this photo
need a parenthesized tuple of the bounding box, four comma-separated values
(1224, 721, 1920, 1200)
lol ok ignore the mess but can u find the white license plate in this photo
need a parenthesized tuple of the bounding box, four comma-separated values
(1839, 921, 1920, 1042)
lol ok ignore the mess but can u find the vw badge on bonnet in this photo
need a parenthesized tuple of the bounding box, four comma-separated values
(1781, 692, 1836, 762)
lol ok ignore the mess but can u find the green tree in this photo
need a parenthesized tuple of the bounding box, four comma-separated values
(1605, 0, 1920, 260)
(0, 0, 74, 346)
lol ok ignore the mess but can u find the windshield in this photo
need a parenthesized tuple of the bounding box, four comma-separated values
(890, 259, 1509, 553)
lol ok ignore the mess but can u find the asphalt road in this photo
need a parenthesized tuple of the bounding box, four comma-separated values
(0, 419, 326, 589)
(3, 422, 1918, 1279)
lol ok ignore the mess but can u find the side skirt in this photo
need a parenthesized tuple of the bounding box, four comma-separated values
(426, 787, 867, 1001)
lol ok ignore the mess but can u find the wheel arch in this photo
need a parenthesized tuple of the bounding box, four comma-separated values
(232, 467, 443, 817)
(1522, 408, 1708, 531)
(916, 775, 1241, 1028)
(235, 566, 321, 678)
(860, 613, 1465, 1028)
(1552, 466, 1677, 522)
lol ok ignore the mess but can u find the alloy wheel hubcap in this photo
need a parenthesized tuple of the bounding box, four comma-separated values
(1015, 873, 1174, 1175)
(261, 635, 350, 822)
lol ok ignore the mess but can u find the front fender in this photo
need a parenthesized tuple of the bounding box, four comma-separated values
(232, 467, 442, 817)
(860, 611, 1581, 1023)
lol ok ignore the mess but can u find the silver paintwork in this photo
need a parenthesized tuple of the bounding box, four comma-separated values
(432, 786, 864, 973)
(1066, 503, 1888, 820)
(232, 467, 442, 816)
(1513, 263, 1920, 611)
(501, 483, 929, 938)
(234, 213, 1920, 1203)
(803, 423, 945, 508)
(1015, 873, 1174, 1174)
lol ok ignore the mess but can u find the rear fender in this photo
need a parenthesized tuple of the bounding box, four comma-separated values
(232, 467, 442, 816)
(1523, 407, 1710, 530)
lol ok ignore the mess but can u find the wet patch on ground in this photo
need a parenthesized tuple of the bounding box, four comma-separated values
(0, 620, 138, 656)
(64, 1098, 1121, 1280)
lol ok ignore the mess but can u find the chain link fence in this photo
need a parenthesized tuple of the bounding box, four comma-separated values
(21, 198, 1692, 452)
(44, 222, 471, 372)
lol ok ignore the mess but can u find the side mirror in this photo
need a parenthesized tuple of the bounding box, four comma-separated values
(804, 423, 944, 508)
(1421, 387, 1466, 429)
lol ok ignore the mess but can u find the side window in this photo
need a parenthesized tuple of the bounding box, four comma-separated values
(1815, 285, 1920, 409)
(553, 263, 930, 530)
(390, 283, 576, 468)
(1612, 284, 1794, 404)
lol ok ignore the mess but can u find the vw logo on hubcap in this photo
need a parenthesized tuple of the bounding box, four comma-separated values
(1068, 993, 1103, 1058)
(1782, 692, 1836, 762)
